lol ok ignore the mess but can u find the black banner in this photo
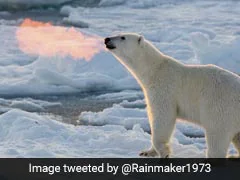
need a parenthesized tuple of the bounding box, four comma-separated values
(0, 158, 239, 179)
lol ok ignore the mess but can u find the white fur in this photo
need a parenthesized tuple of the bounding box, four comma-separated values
(106, 33, 240, 158)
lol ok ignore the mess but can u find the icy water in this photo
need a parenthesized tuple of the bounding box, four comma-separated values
(38, 91, 143, 125)
(0, 9, 66, 26)
(40, 93, 118, 125)
(1, 90, 144, 125)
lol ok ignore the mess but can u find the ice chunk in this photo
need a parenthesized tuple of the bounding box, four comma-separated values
(191, 32, 240, 74)
(0, 98, 61, 113)
(62, 17, 89, 28)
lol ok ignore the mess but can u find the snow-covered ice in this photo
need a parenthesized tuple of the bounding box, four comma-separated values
(0, 109, 206, 158)
(0, 0, 239, 157)
(78, 99, 206, 144)
(0, 100, 237, 158)
(0, 98, 61, 113)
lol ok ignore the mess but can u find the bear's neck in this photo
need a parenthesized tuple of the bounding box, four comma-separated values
(125, 41, 173, 87)
(114, 41, 182, 89)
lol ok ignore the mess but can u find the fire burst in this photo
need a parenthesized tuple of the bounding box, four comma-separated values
(16, 18, 104, 61)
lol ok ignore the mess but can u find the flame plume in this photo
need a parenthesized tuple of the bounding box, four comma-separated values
(16, 18, 104, 61)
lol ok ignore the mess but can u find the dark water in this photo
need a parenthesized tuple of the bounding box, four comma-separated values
(39, 93, 123, 125)
(2, 91, 144, 125)
(0, 9, 64, 26)
(0, 0, 101, 11)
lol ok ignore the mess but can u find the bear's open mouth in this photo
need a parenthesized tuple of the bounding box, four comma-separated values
(106, 44, 116, 49)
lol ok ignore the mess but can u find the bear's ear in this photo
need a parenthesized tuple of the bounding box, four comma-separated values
(138, 35, 144, 47)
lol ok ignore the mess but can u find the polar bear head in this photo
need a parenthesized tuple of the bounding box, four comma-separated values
(104, 33, 145, 69)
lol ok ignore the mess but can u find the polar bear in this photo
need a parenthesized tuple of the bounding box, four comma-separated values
(104, 33, 240, 158)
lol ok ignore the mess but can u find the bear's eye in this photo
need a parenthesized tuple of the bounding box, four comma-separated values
(121, 36, 125, 40)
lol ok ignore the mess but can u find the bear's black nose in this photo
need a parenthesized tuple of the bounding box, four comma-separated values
(105, 38, 111, 44)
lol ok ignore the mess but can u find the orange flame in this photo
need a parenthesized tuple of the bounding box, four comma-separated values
(16, 18, 104, 60)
